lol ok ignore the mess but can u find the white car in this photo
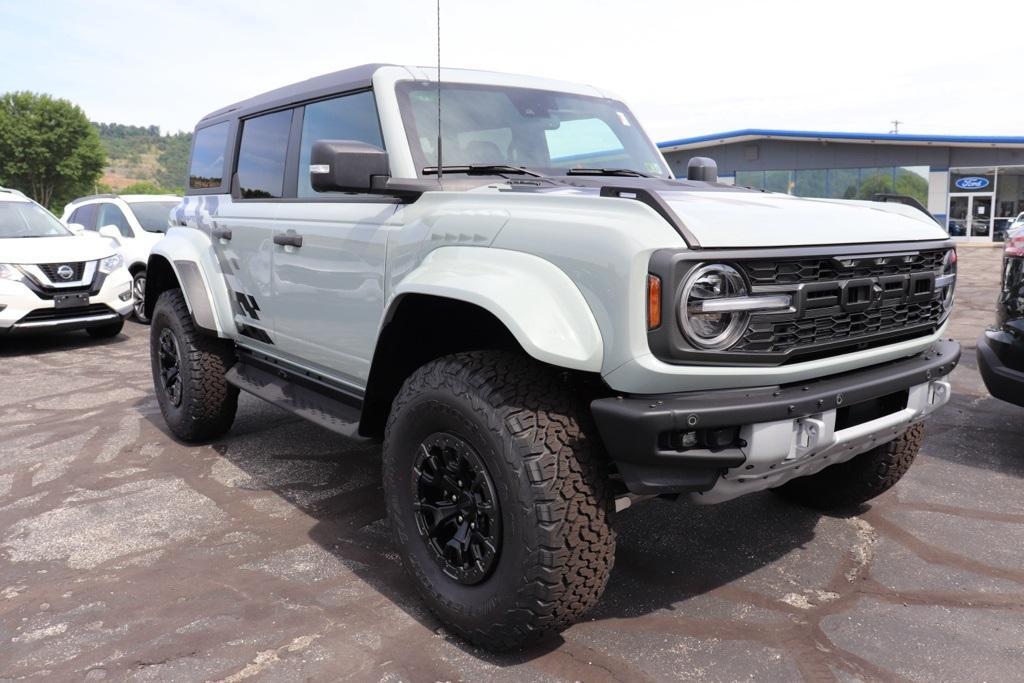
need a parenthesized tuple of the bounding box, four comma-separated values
(62, 193, 181, 322)
(0, 188, 132, 338)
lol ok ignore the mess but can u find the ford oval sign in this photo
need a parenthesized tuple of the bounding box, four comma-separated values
(955, 176, 990, 190)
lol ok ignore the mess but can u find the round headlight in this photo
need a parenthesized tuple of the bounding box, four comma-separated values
(679, 263, 749, 350)
(941, 249, 957, 310)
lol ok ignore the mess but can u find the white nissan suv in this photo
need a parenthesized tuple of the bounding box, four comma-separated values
(0, 188, 132, 338)
(62, 193, 180, 322)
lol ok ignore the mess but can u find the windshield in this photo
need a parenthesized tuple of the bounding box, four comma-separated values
(0, 201, 71, 239)
(396, 82, 671, 178)
(129, 201, 179, 233)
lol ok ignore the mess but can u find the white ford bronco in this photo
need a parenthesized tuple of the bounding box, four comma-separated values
(147, 64, 959, 649)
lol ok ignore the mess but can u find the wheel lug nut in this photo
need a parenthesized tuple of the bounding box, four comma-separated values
(451, 495, 457, 502)
(458, 515, 464, 522)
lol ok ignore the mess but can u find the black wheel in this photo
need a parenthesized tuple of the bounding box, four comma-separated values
(773, 423, 924, 510)
(383, 351, 615, 651)
(132, 269, 150, 324)
(86, 319, 124, 338)
(150, 288, 238, 442)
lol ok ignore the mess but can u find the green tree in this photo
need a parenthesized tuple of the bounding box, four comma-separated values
(0, 92, 106, 209)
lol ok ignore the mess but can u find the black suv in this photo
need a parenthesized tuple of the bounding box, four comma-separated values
(978, 222, 1024, 407)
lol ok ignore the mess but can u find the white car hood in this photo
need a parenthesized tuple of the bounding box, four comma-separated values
(659, 191, 948, 248)
(1, 235, 116, 264)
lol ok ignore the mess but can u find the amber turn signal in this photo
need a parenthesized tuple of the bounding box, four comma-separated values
(647, 274, 661, 329)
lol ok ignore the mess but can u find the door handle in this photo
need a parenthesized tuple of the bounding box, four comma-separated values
(273, 232, 303, 248)
(212, 226, 232, 241)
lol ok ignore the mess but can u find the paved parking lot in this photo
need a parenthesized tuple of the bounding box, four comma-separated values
(1, 247, 1021, 682)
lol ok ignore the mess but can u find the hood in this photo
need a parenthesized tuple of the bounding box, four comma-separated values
(495, 177, 948, 248)
(0, 234, 117, 265)
(658, 190, 947, 248)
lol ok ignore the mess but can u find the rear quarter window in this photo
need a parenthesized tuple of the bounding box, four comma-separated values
(189, 122, 230, 190)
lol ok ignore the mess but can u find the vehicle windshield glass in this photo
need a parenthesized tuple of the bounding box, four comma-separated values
(129, 201, 179, 233)
(0, 200, 71, 238)
(395, 82, 671, 178)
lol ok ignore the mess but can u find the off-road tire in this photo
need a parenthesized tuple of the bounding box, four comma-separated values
(383, 351, 616, 651)
(150, 288, 238, 442)
(133, 269, 150, 324)
(86, 319, 124, 338)
(773, 423, 924, 510)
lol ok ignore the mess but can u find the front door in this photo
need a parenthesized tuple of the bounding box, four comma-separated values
(948, 194, 994, 242)
(267, 90, 399, 387)
(271, 201, 397, 385)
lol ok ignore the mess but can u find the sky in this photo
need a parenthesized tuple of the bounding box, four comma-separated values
(1, 0, 1022, 142)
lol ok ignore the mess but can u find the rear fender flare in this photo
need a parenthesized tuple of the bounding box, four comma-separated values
(147, 227, 233, 336)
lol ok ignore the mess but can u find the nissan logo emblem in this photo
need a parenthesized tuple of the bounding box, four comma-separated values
(56, 265, 74, 280)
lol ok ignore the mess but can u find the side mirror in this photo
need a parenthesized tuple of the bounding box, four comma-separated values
(66, 223, 86, 235)
(310, 140, 389, 193)
(98, 225, 122, 242)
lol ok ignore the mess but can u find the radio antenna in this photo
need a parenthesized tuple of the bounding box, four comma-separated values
(436, 0, 443, 186)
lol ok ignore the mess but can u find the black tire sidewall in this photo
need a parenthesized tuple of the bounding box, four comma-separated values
(149, 292, 195, 434)
(385, 384, 534, 632)
(133, 270, 150, 324)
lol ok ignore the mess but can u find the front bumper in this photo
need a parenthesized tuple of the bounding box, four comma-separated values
(0, 270, 133, 335)
(977, 323, 1024, 407)
(591, 339, 960, 500)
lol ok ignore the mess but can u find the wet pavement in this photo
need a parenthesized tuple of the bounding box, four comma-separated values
(0, 246, 1021, 682)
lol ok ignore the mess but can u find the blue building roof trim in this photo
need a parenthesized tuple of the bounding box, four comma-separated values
(657, 128, 1024, 149)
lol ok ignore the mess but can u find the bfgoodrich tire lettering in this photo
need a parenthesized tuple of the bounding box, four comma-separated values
(773, 423, 924, 510)
(383, 351, 615, 650)
(150, 288, 238, 442)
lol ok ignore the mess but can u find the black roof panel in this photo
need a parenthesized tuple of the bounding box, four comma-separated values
(197, 63, 395, 127)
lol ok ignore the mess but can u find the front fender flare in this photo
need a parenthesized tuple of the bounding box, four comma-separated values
(389, 247, 603, 371)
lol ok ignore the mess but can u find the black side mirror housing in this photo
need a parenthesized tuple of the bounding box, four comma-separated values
(310, 140, 390, 193)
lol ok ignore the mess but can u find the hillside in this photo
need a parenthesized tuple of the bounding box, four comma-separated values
(93, 122, 191, 193)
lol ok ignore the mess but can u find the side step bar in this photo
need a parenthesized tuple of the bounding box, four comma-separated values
(225, 358, 364, 438)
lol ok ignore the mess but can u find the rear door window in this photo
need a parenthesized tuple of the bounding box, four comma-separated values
(297, 92, 383, 197)
(236, 110, 293, 199)
(189, 122, 230, 190)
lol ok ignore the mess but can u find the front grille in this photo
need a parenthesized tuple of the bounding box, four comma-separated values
(20, 304, 114, 322)
(744, 250, 946, 286)
(37, 261, 86, 282)
(738, 300, 944, 354)
(733, 249, 951, 361)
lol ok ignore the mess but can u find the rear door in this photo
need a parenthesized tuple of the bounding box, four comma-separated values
(214, 112, 294, 350)
(269, 91, 398, 385)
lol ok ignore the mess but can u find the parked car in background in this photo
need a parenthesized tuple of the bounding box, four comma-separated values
(978, 224, 1024, 407)
(62, 194, 180, 322)
(0, 187, 132, 338)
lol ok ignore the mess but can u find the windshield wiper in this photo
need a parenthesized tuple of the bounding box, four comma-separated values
(565, 168, 651, 178)
(422, 164, 545, 178)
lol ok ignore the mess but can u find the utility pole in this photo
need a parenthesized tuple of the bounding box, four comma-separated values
(890, 120, 902, 134)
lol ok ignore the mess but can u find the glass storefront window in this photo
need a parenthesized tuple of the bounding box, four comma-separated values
(764, 170, 792, 194)
(827, 169, 858, 198)
(794, 169, 826, 197)
(858, 168, 895, 198)
(735, 170, 765, 189)
(994, 166, 1024, 242)
(895, 166, 929, 206)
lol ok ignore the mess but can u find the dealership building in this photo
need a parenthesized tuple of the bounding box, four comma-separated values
(657, 129, 1024, 243)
